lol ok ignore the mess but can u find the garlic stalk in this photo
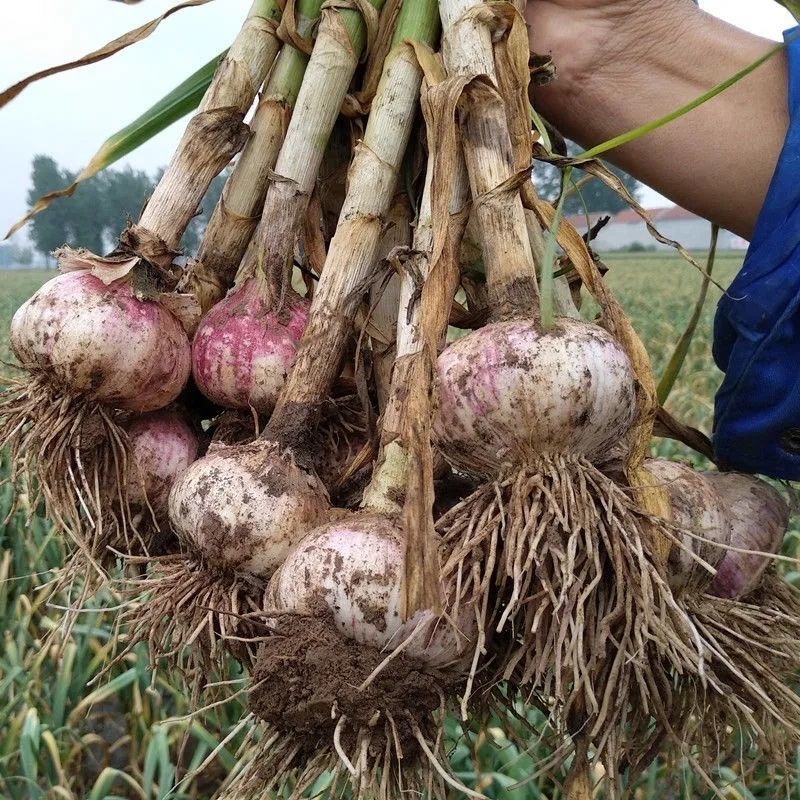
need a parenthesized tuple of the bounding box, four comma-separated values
(266, 0, 440, 440)
(193, 0, 325, 310)
(439, 0, 538, 321)
(368, 193, 413, 411)
(235, 0, 388, 297)
(139, 0, 284, 249)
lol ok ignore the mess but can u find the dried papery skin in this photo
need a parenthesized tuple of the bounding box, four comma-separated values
(11, 272, 191, 412)
(438, 0, 538, 321)
(36, 4, 284, 310)
(643, 459, 731, 594)
(368, 54, 475, 620)
(192, 280, 309, 415)
(433, 317, 637, 476)
(169, 440, 330, 578)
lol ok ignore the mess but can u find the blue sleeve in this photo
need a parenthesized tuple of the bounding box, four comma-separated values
(712, 26, 800, 479)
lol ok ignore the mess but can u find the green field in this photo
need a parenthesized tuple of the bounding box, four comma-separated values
(2, 254, 793, 799)
(598, 250, 741, 438)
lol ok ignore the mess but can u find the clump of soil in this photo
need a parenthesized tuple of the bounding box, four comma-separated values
(249, 608, 459, 758)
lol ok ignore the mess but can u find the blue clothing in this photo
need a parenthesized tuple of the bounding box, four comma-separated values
(712, 25, 800, 479)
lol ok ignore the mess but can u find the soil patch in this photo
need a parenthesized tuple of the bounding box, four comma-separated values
(249, 606, 459, 759)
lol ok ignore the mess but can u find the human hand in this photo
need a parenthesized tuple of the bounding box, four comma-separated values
(525, 0, 691, 91)
(522, 0, 786, 240)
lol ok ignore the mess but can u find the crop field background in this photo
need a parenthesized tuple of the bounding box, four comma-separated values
(1, 253, 798, 799)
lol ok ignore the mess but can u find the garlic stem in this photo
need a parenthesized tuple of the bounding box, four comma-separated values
(139, 0, 283, 248)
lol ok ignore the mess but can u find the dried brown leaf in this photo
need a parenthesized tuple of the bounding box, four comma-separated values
(0, 0, 215, 109)
(491, 1, 541, 219)
(534, 146, 723, 290)
(303, 190, 328, 276)
(398, 348, 442, 618)
(56, 247, 139, 284)
(277, 0, 317, 54)
(653, 407, 715, 463)
(320, 0, 380, 59)
(345, 0, 405, 113)
(421, 74, 470, 272)
(156, 292, 202, 337)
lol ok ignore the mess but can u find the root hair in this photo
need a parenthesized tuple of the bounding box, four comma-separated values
(637, 573, 800, 786)
(215, 710, 473, 800)
(439, 454, 710, 779)
(114, 554, 268, 685)
(0, 372, 154, 609)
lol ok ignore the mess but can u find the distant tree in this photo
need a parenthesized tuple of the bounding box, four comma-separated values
(99, 166, 155, 237)
(204, 170, 226, 223)
(27, 155, 107, 259)
(15, 246, 33, 266)
(201, 171, 227, 222)
(0, 245, 13, 268)
(61, 170, 106, 254)
(180, 217, 201, 254)
(26, 159, 232, 261)
(95, 165, 224, 253)
(178, 169, 227, 254)
(534, 141, 641, 216)
(0, 243, 36, 268)
(27, 156, 70, 264)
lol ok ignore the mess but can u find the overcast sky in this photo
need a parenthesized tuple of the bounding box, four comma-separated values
(0, 0, 795, 244)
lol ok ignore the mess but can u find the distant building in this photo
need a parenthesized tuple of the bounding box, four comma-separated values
(564, 206, 748, 252)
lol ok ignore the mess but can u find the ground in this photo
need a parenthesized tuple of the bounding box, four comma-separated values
(1, 254, 797, 799)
